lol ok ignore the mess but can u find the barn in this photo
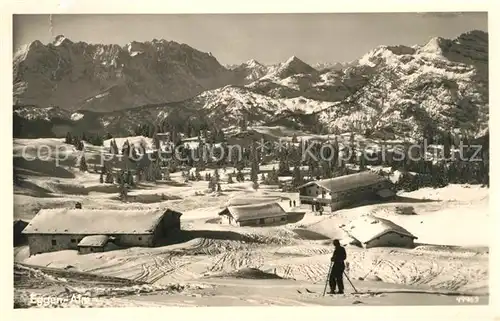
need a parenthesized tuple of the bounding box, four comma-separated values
(22, 208, 182, 255)
(344, 215, 417, 249)
(218, 202, 288, 227)
(298, 171, 395, 212)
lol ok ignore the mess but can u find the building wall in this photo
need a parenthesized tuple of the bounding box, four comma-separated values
(151, 212, 182, 243)
(26, 233, 155, 255)
(300, 180, 394, 211)
(14, 221, 29, 246)
(78, 246, 105, 255)
(220, 215, 237, 226)
(300, 185, 323, 199)
(299, 185, 331, 205)
(161, 211, 182, 230)
(114, 234, 155, 247)
(365, 232, 415, 249)
(27, 234, 88, 255)
(238, 215, 287, 227)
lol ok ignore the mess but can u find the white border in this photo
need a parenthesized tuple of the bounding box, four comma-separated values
(1, 1, 497, 320)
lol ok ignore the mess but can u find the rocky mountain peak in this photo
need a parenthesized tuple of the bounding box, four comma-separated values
(273, 56, 317, 78)
(52, 34, 73, 46)
(13, 36, 234, 112)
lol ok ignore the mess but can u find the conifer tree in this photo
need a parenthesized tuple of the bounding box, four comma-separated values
(236, 169, 244, 182)
(214, 169, 220, 182)
(292, 165, 303, 187)
(127, 170, 134, 186)
(250, 142, 259, 184)
(65, 132, 72, 144)
(349, 132, 356, 164)
(269, 167, 279, 184)
(443, 131, 451, 160)
(105, 171, 114, 184)
(79, 154, 88, 172)
(359, 141, 367, 171)
(136, 169, 142, 183)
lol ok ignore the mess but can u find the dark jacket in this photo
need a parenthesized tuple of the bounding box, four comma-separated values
(331, 246, 346, 265)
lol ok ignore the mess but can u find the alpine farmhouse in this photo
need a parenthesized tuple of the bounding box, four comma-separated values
(22, 208, 182, 255)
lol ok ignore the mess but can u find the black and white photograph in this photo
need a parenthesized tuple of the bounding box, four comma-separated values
(10, 4, 492, 312)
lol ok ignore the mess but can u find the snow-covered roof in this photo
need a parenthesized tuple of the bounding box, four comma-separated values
(22, 208, 181, 235)
(225, 196, 287, 207)
(344, 215, 417, 244)
(218, 202, 287, 222)
(299, 171, 389, 193)
(77, 235, 109, 247)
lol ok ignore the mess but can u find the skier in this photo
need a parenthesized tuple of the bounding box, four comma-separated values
(328, 239, 346, 294)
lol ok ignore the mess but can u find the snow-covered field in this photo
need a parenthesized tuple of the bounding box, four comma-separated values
(13, 138, 489, 307)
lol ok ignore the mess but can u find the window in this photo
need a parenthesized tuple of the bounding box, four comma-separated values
(71, 239, 76, 243)
(90, 248, 94, 252)
(280, 217, 286, 221)
(138, 237, 142, 241)
(316, 190, 319, 195)
(51, 239, 57, 246)
(259, 218, 265, 225)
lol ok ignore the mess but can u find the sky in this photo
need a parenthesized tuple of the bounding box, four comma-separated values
(13, 13, 487, 65)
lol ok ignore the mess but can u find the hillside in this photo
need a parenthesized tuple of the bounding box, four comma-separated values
(13, 31, 488, 140)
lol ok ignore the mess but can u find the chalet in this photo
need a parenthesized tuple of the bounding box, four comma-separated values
(298, 171, 395, 212)
(344, 215, 418, 249)
(218, 202, 288, 227)
(22, 208, 182, 255)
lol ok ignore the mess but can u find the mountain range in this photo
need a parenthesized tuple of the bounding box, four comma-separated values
(13, 30, 489, 141)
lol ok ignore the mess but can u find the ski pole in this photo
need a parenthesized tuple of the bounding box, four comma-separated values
(322, 262, 333, 296)
(343, 270, 358, 293)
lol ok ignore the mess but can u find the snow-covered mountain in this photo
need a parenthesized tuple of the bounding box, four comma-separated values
(13, 30, 488, 140)
(227, 59, 272, 82)
(313, 61, 356, 71)
(13, 35, 239, 112)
